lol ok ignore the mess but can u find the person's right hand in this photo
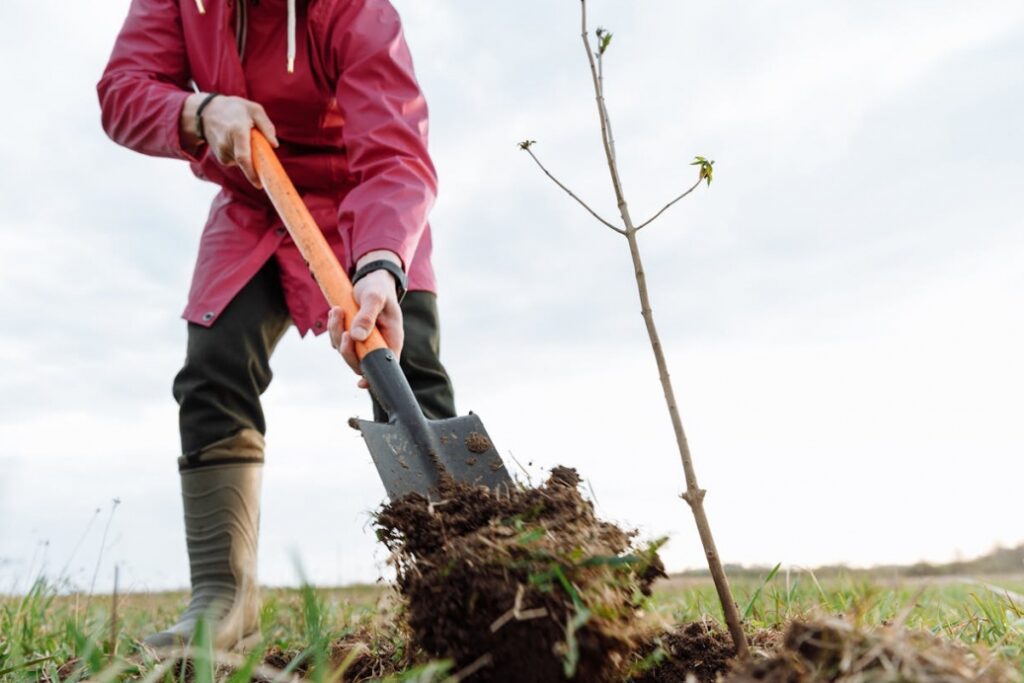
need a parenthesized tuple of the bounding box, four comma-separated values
(182, 93, 279, 188)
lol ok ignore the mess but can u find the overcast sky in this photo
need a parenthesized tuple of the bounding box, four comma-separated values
(1, 0, 1022, 594)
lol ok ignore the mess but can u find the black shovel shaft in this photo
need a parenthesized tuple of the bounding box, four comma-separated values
(361, 347, 442, 458)
(361, 348, 417, 419)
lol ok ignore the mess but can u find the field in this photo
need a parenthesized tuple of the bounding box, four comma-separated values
(2, 572, 1022, 681)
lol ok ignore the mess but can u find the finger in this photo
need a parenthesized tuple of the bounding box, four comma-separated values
(232, 128, 261, 189)
(250, 104, 279, 147)
(376, 303, 405, 357)
(350, 291, 386, 342)
(327, 306, 345, 350)
(357, 377, 369, 390)
(214, 140, 233, 166)
(339, 331, 362, 376)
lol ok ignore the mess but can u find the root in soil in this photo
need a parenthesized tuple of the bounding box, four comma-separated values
(375, 466, 666, 682)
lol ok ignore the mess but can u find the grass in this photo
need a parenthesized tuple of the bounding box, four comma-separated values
(1, 572, 1022, 681)
(652, 571, 1024, 668)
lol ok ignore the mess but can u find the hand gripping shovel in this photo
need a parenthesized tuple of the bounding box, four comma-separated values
(251, 130, 512, 500)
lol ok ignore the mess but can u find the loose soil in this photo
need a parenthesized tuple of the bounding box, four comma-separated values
(627, 619, 737, 682)
(724, 618, 1018, 683)
(257, 630, 411, 683)
(375, 466, 666, 682)
(627, 616, 1019, 683)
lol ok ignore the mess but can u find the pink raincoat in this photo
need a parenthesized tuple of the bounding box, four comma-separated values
(97, 0, 437, 335)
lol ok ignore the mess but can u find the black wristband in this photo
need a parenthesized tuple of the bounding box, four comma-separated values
(195, 92, 220, 142)
(352, 259, 407, 303)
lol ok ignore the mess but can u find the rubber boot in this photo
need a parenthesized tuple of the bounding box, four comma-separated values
(143, 430, 264, 651)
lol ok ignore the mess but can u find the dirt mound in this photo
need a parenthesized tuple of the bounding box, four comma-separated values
(627, 616, 1017, 683)
(625, 621, 784, 682)
(327, 630, 411, 682)
(627, 619, 737, 682)
(375, 466, 665, 682)
(725, 618, 1020, 683)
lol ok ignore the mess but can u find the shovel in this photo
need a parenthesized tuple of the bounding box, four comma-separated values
(251, 130, 512, 500)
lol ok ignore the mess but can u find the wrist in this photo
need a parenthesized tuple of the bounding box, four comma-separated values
(180, 93, 204, 148)
(194, 92, 221, 141)
(352, 258, 407, 303)
(356, 249, 402, 270)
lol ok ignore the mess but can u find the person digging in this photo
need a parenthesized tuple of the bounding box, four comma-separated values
(98, 0, 453, 650)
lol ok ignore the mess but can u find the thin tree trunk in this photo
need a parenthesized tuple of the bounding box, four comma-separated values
(623, 229, 749, 659)
(579, 0, 750, 659)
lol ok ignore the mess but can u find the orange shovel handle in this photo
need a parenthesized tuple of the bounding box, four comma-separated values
(251, 129, 387, 360)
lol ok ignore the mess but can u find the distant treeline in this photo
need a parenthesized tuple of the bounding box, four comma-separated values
(675, 544, 1024, 579)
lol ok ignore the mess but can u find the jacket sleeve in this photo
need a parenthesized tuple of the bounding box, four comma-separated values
(330, 0, 437, 269)
(96, 0, 197, 160)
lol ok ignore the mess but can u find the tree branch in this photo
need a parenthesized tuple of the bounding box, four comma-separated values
(636, 177, 704, 231)
(521, 146, 626, 235)
(582, 6, 628, 217)
(596, 40, 618, 168)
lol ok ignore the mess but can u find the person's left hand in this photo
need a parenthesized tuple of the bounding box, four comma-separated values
(328, 251, 404, 389)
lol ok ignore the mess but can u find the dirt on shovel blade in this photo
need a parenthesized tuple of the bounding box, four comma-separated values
(375, 466, 666, 682)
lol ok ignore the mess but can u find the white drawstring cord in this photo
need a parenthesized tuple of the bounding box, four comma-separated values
(235, 0, 248, 56)
(194, 0, 294, 73)
(287, 0, 296, 73)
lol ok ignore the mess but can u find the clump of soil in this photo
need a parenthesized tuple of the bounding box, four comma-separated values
(258, 603, 415, 683)
(375, 466, 666, 682)
(725, 618, 1020, 683)
(327, 629, 412, 682)
(628, 615, 1018, 683)
(627, 619, 737, 683)
(257, 632, 410, 683)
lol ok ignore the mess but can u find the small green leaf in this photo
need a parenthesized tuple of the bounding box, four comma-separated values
(595, 27, 613, 56)
(518, 139, 536, 150)
(691, 155, 715, 186)
(562, 606, 592, 678)
(552, 565, 583, 608)
(515, 528, 545, 545)
(580, 554, 642, 568)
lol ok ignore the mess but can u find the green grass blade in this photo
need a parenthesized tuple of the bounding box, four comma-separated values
(0, 655, 56, 678)
(742, 562, 781, 620)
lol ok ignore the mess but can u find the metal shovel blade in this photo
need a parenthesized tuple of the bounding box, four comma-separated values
(357, 413, 512, 500)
